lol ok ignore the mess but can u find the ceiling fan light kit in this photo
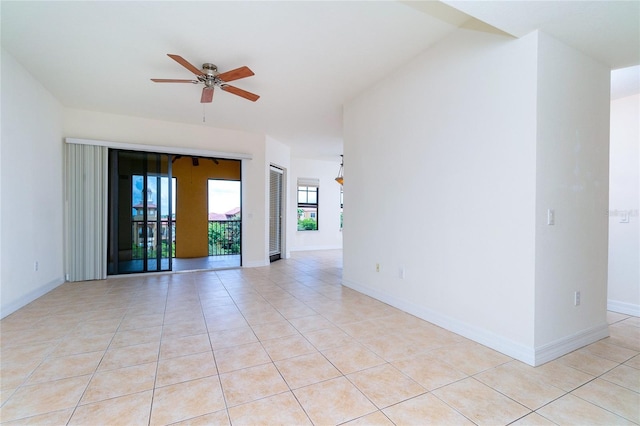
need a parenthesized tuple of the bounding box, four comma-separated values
(151, 54, 259, 103)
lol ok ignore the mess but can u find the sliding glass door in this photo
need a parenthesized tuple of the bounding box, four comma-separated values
(108, 150, 174, 274)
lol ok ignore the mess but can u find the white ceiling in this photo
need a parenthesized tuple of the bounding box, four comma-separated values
(2, 1, 638, 160)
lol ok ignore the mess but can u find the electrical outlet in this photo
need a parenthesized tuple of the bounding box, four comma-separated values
(399, 267, 405, 279)
(375, 263, 380, 273)
(574, 291, 581, 306)
(34, 261, 38, 271)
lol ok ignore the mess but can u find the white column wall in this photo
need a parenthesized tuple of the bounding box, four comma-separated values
(608, 93, 640, 315)
(534, 32, 611, 360)
(343, 29, 539, 363)
(1, 49, 65, 318)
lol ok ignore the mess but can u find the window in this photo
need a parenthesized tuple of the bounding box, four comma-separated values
(297, 178, 319, 231)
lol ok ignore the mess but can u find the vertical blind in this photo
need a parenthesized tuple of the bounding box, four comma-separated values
(65, 143, 108, 281)
(269, 166, 283, 256)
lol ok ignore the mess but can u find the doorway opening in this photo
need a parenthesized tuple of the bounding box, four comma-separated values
(204, 179, 241, 269)
(108, 149, 241, 275)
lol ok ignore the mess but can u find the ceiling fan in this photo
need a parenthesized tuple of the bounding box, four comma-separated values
(151, 54, 259, 103)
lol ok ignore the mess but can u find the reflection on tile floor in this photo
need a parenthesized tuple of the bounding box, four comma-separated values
(1, 250, 638, 425)
(116, 255, 241, 274)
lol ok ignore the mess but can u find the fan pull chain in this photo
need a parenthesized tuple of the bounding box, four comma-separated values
(202, 104, 206, 123)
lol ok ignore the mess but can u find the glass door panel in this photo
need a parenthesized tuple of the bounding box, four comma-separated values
(108, 150, 173, 275)
(145, 174, 159, 271)
(160, 177, 176, 269)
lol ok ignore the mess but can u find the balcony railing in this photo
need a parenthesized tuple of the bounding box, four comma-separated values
(208, 220, 241, 256)
(131, 220, 175, 259)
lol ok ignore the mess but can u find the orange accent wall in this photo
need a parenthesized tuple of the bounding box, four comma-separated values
(172, 157, 240, 258)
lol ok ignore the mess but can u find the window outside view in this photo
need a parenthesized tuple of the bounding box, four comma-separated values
(131, 175, 176, 259)
(297, 185, 318, 231)
(208, 180, 241, 255)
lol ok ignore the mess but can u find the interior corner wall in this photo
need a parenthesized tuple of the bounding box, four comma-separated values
(533, 32, 611, 361)
(343, 28, 539, 364)
(290, 157, 343, 253)
(1, 49, 65, 318)
(265, 136, 291, 259)
(63, 109, 269, 268)
(608, 93, 640, 315)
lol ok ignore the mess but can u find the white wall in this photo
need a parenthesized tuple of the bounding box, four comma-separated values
(63, 109, 271, 267)
(343, 29, 539, 363)
(533, 32, 611, 361)
(343, 28, 612, 366)
(290, 157, 343, 253)
(1, 49, 65, 318)
(608, 93, 640, 315)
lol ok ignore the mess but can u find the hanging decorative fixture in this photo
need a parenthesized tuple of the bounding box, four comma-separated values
(335, 155, 344, 185)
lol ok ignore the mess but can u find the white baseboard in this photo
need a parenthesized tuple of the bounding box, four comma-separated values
(1, 277, 65, 319)
(607, 299, 640, 316)
(242, 259, 270, 268)
(289, 245, 342, 252)
(342, 278, 536, 365)
(343, 278, 610, 367)
(534, 323, 609, 366)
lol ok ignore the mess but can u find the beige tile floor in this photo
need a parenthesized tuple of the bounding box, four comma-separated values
(1, 250, 638, 425)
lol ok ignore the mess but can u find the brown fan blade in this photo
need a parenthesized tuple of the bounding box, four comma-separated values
(217, 66, 255, 83)
(151, 79, 198, 83)
(167, 54, 204, 76)
(201, 87, 214, 103)
(221, 84, 260, 102)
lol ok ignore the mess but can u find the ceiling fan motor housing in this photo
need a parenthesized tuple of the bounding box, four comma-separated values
(203, 63, 218, 75)
(202, 63, 220, 87)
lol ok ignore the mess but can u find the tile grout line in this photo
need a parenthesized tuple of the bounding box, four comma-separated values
(146, 277, 170, 426)
(201, 271, 232, 424)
